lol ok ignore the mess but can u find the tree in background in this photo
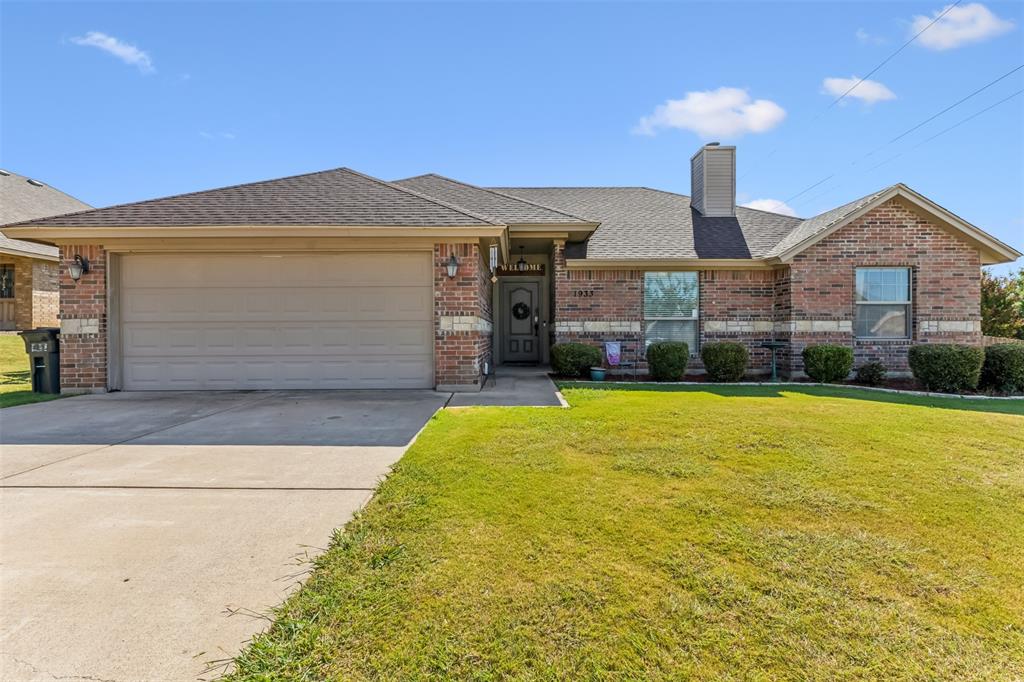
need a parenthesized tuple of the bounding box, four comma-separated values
(981, 267, 1024, 339)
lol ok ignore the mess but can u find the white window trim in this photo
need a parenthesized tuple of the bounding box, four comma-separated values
(854, 267, 912, 340)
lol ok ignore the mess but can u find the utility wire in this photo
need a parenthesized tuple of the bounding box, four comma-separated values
(739, 0, 963, 182)
(867, 87, 1024, 172)
(822, 0, 963, 111)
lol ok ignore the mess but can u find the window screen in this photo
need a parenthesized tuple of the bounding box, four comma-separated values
(855, 268, 911, 338)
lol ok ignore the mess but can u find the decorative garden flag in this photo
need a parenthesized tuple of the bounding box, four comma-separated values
(605, 341, 621, 366)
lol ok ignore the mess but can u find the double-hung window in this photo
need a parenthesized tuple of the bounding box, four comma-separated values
(855, 267, 911, 339)
(644, 272, 699, 353)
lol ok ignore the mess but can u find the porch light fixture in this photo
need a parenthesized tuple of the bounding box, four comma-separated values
(69, 254, 90, 282)
(446, 253, 459, 278)
(516, 246, 528, 272)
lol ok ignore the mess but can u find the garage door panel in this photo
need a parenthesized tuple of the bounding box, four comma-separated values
(120, 253, 434, 390)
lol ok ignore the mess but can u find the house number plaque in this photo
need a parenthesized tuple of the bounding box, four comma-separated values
(573, 289, 595, 297)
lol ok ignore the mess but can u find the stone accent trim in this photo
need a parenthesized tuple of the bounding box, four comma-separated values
(704, 319, 774, 333)
(774, 320, 853, 333)
(555, 320, 641, 333)
(438, 315, 492, 333)
(919, 320, 980, 333)
(60, 318, 101, 335)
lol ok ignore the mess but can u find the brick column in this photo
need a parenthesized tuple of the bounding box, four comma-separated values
(434, 243, 491, 390)
(58, 245, 107, 392)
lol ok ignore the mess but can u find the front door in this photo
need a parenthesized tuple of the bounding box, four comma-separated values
(0, 264, 15, 331)
(502, 280, 540, 363)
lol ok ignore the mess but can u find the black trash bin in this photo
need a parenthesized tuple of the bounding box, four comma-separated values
(18, 327, 61, 394)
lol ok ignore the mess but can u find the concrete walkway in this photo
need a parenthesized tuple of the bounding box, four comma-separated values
(447, 365, 564, 407)
(0, 390, 448, 682)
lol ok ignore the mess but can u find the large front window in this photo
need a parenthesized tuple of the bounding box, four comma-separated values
(855, 267, 911, 339)
(644, 272, 699, 353)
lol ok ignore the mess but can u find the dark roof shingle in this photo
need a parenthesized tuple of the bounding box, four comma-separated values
(4, 168, 500, 229)
(0, 171, 91, 258)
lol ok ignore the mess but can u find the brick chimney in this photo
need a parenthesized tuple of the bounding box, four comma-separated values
(690, 143, 736, 217)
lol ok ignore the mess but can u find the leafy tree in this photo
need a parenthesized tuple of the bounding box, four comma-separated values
(981, 268, 1024, 339)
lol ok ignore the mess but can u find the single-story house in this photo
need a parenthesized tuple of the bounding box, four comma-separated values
(2, 144, 1019, 392)
(0, 170, 91, 330)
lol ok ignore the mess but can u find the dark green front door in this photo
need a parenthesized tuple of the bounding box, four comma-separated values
(502, 280, 540, 363)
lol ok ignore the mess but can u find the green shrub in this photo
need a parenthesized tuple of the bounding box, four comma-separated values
(980, 343, 1024, 393)
(801, 345, 854, 383)
(700, 342, 748, 382)
(854, 362, 887, 386)
(551, 343, 602, 378)
(908, 344, 984, 393)
(646, 342, 690, 381)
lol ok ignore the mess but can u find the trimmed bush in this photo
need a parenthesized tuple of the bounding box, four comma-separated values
(801, 345, 854, 383)
(980, 343, 1024, 393)
(700, 342, 749, 382)
(551, 343, 602, 378)
(854, 362, 887, 386)
(908, 344, 984, 393)
(646, 342, 690, 381)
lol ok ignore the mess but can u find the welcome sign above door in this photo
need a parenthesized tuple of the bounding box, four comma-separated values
(495, 264, 546, 276)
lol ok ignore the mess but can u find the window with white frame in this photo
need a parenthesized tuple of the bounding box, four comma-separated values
(644, 272, 699, 353)
(855, 267, 911, 339)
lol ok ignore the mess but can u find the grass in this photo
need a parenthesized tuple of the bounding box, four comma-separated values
(0, 334, 64, 408)
(228, 386, 1024, 681)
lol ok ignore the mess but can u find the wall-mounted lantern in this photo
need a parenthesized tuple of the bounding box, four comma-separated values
(69, 254, 90, 282)
(446, 253, 459, 278)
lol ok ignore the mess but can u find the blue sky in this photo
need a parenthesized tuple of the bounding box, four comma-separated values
(2, 1, 1022, 272)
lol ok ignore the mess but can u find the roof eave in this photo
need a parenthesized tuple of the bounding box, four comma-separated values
(565, 257, 777, 270)
(1, 224, 510, 242)
(0, 244, 59, 261)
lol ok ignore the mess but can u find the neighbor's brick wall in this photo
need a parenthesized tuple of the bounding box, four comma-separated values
(434, 243, 491, 387)
(0, 255, 60, 330)
(58, 245, 107, 390)
(780, 197, 982, 374)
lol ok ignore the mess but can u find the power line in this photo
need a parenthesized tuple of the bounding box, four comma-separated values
(740, 0, 963, 182)
(867, 87, 1024, 172)
(823, 0, 963, 111)
(784, 174, 833, 203)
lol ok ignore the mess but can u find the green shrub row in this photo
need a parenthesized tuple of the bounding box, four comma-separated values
(801, 345, 854, 383)
(700, 342, 748, 382)
(908, 344, 984, 393)
(551, 343, 602, 377)
(646, 342, 690, 381)
(980, 343, 1024, 393)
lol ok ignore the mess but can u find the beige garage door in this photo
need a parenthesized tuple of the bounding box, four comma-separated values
(119, 252, 433, 390)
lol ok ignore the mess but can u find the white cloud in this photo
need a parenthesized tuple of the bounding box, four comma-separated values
(911, 3, 1014, 50)
(856, 28, 886, 45)
(822, 76, 896, 104)
(742, 199, 798, 217)
(71, 31, 154, 73)
(633, 87, 786, 138)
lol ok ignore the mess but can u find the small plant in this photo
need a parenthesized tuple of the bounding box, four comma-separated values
(551, 343, 602, 378)
(854, 362, 887, 386)
(801, 344, 854, 383)
(908, 344, 984, 393)
(646, 342, 690, 381)
(700, 342, 748, 382)
(980, 343, 1024, 393)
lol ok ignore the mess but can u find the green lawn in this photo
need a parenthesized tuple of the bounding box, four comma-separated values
(228, 387, 1024, 681)
(0, 334, 63, 408)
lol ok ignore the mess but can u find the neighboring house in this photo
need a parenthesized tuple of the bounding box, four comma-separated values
(2, 144, 1019, 392)
(0, 170, 91, 330)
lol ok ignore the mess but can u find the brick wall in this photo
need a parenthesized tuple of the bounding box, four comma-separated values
(434, 243, 491, 388)
(700, 269, 777, 372)
(782, 197, 982, 374)
(58, 245, 107, 391)
(552, 241, 644, 370)
(551, 198, 985, 378)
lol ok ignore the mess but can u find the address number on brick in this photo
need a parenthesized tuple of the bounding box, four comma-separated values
(573, 290, 595, 298)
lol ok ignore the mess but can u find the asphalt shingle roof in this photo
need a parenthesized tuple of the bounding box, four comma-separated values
(764, 186, 896, 258)
(3, 168, 500, 229)
(0, 171, 91, 258)
(393, 174, 593, 225)
(494, 187, 804, 259)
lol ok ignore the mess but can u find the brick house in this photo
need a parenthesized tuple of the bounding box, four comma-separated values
(0, 170, 91, 330)
(2, 145, 1019, 392)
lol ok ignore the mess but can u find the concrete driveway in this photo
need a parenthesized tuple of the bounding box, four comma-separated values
(0, 390, 449, 681)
